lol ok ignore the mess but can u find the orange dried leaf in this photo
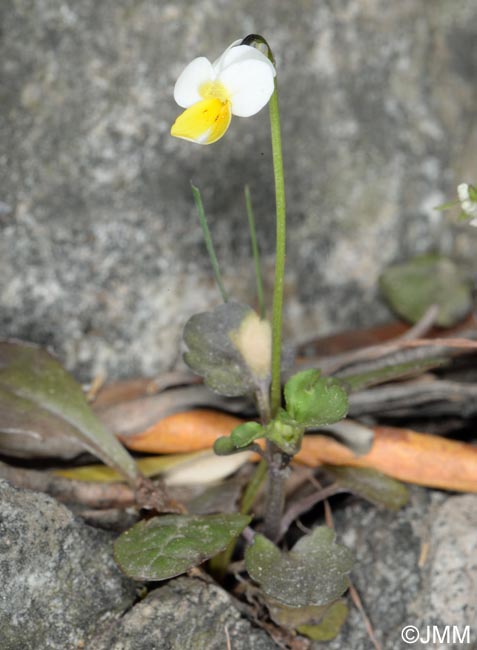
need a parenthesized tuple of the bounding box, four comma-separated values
(120, 409, 243, 453)
(120, 409, 477, 492)
(296, 427, 477, 492)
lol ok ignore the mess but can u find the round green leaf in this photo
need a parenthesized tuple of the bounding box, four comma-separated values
(284, 369, 348, 427)
(114, 513, 251, 580)
(245, 527, 353, 607)
(379, 253, 472, 326)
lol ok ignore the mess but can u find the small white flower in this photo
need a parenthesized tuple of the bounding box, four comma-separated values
(457, 182, 477, 220)
(171, 40, 276, 145)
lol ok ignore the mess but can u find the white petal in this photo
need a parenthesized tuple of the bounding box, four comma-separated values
(462, 199, 477, 217)
(214, 43, 276, 78)
(218, 58, 275, 117)
(173, 57, 214, 108)
(212, 39, 243, 74)
(457, 183, 469, 202)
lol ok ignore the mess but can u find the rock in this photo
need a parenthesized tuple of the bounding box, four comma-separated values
(92, 575, 277, 650)
(1, 0, 477, 380)
(312, 489, 477, 649)
(0, 480, 137, 650)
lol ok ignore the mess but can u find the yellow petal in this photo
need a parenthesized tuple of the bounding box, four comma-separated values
(171, 97, 232, 145)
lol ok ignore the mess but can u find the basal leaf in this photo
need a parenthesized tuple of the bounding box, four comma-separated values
(245, 527, 353, 607)
(324, 465, 409, 510)
(183, 302, 271, 397)
(379, 254, 472, 326)
(114, 513, 251, 580)
(0, 341, 138, 483)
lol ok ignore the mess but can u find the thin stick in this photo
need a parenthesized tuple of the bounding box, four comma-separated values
(191, 183, 229, 303)
(396, 304, 439, 341)
(349, 583, 383, 650)
(278, 483, 345, 540)
(244, 185, 265, 319)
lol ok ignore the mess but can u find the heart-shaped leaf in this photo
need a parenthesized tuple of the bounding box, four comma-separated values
(245, 527, 353, 607)
(379, 254, 472, 326)
(114, 513, 251, 580)
(324, 465, 409, 510)
(284, 369, 348, 427)
(0, 341, 138, 483)
(183, 302, 271, 397)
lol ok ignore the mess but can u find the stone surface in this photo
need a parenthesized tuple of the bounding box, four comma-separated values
(1, 0, 477, 380)
(0, 480, 137, 650)
(313, 489, 477, 650)
(92, 575, 277, 650)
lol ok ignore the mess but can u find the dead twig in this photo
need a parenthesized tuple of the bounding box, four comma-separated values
(349, 378, 477, 417)
(348, 583, 383, 650)
(95, 385, 249, 437)
(317, 335, 477, 376)
(0, 460, 135, 508)
(278, 483, 345, 540)
(395, 305, 439, 341)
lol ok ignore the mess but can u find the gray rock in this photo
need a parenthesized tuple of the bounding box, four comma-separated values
(0, 480, 137, 650)
(1, 0, 477, 380)
(92, 575, 277, 650)
(313, 489, 477, 649)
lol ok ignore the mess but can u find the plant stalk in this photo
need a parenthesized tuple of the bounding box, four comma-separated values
(268, 80, 287, 419)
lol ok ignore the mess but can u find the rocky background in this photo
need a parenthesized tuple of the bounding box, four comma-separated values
(1, 0, 477, 381)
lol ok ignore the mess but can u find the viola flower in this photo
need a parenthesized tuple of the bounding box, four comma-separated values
(171, 39, 276, 145)
(457, 183, 477, 224)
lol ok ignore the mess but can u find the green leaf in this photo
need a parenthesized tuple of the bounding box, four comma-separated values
(214, 436, 241, 455)
(183, 302, 271, 397)
(245, 527, 353, 607)
(434, 200, 459, 211)
(284, 369, 348, 427)
(379, 254, 472, 327)
(339, 357, 448, 392)
(114, 513, 251, 580)
(0, 341, 138, 483)
(230, 421, 263, 448)
(297, 600, 349, 641)
(324, 466, 409, 510)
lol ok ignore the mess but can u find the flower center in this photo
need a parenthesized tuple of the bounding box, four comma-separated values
(199, 80, 230, 104)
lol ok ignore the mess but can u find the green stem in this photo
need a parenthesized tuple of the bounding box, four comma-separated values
(209, 459, 268, 578)
(268, 80, 286, 418)
(191, 183, 229, 303)
(244, 185, 265, 319)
